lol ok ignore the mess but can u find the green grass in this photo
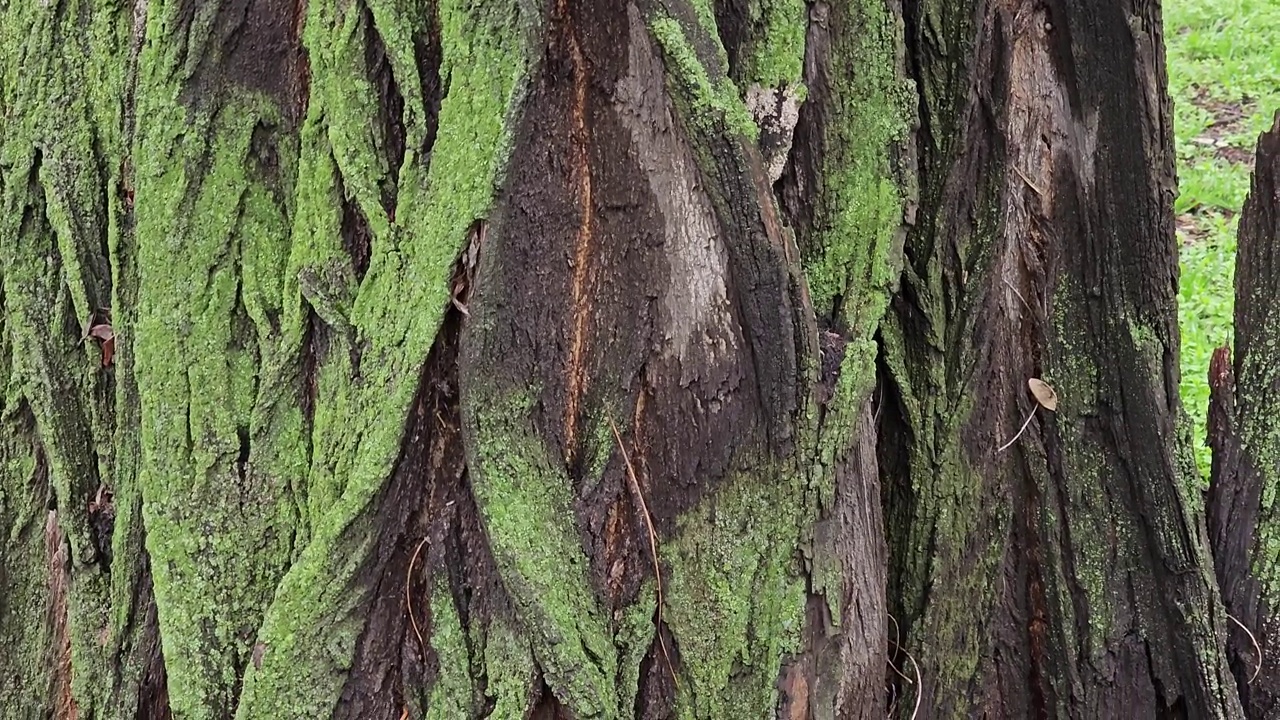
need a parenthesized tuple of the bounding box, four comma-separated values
(1167, 0, 1280, 478)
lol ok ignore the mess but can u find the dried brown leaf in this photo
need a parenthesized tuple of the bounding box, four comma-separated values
(1028, 378, 1057, 411)
(100, 335, 115, 367)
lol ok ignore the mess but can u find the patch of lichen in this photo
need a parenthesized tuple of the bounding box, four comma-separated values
(649, 15, 760, 140)
(131, 44, 298, 708)
(234, 0, 541, 714)
(660, 457, 807, 719)
(0, 1, 175, 716)
(461, 385, 618, 717)
(613, 582, 658, 713)
(477, 611, 539, 714)
(424, 578, 474, 719)
(874, 154, 1012, 714)
(801, 0, 914, 337)
(0, 408, 54, 717)
(1230, 284, 1280, 600)
(1242, 378, 1280, 601)
(794, 0, 916, 628)
(880, 308, 1008, 685)
(737, 0, 807, 91)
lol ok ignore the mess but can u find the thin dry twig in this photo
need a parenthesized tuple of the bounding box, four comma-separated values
(997, 408, 1038, 453)
(885, 613, 923, 720)
(1003, 276, 1034, 315)
(608, 414, 678, 691)
(1013, 163, 1046, 196)
(1227, 612, 1263, 683)
(886, 614, 912, 683)
(904, 648, 923, 720)
(405, 537, 430, 655)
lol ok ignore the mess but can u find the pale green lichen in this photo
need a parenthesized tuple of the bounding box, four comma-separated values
(801, 0, 914, 331)
(798, 0, 915, 629)
(132, 74, 296, 714)
(463, 386, 617, 717)
(478, 612, 539, 715)
(662, 460, 807, 719)
(235, 0, 539, 714)
(650, 16, 759, 141)
(739, 0, 808, 90)
(0, 0, 161, 715)
(425, 579, 474, 719)
(614, 582, 658, 713)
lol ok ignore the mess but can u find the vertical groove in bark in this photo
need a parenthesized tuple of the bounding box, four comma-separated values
(880, 0, 1010, 712)
(0, 0, 170, 713)
(236, 0, 539, 715)
(1208, 113, 1280, 718)
(774, 0, 916, 715)
(884, 0, 1240, 716)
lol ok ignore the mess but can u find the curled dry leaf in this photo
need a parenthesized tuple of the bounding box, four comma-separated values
(87, 324, 115, 367)
(1028, 378, 1057, 411)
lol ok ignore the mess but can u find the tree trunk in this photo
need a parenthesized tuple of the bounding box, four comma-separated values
(880, 0, 1240, 716)
(1207, 113, 1280, 718)
(0, 0, 1253, 718)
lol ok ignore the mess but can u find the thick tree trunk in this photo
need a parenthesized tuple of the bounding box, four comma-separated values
(0, 0, 1253, 718)
(880, 0, 1239, 717)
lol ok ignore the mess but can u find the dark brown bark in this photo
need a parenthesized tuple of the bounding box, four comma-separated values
(1207, 112, 1280, 719)
(881, 0, 1239, 716)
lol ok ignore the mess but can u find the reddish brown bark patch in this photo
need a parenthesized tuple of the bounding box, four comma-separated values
(45, 511, 78, 720)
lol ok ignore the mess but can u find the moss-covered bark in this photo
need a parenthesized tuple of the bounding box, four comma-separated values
(0, 0, 1264, 717)
(881, 0, 1240, 716)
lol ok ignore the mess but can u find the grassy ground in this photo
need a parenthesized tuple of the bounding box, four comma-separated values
(1167, 0, 1280, 477)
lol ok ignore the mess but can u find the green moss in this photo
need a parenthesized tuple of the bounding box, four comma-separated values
(464, 386, 617, 717)
(661, 460, 807, 719)
(425, 579, 474, 719)
(235, 0, 539, 714)
(740, 0, 808, 90)
(650, 16, 760, 140)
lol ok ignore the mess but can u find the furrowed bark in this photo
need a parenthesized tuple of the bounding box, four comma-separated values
(1208, 113, 1280, 718)
(4, 0, 913, 713)
(455, 0, 911, 714)
(881, 0, 1240, 716)
(1, 0, 167, 717)
(3, 0, 1252, 717)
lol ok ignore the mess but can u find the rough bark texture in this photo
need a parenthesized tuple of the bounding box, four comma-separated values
(1208, 113, 1280, 718)
(0, 0, 1263, 718)
(881, 0, 1239, 716)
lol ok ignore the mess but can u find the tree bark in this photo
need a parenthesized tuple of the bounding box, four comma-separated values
(0, 0, 1254, 718)
(881, 0, 1239, 716)
(1207, 113, 1280, 718)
